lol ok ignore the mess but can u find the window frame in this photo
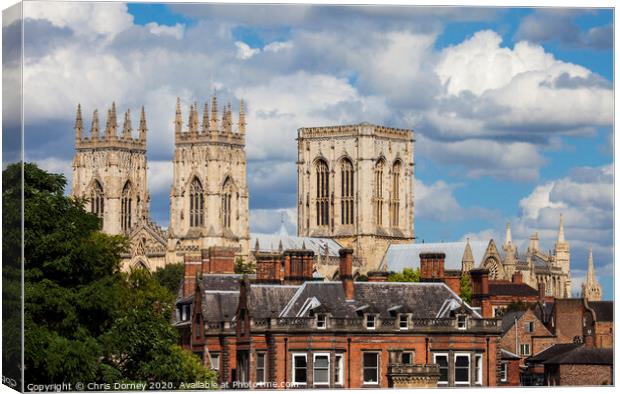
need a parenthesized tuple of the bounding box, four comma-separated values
(399, 314, 409, 330)
(366, 314, 377, 330)
(316, 314, 327, 330)
(210, 353, 220, 372)
(520, 343, 531, 356)
(457, 314, 468, 330)
(291, 353, 308, 386)
(474, 354, 483, 385)
(362, 351, 380, 385)
(433, 353, 449, 385)
(401, 351, 414, 365)
(334, 354, 344, 386)
(454, 353, 471, 386)
(525, 321, 535, 333)
(499, 361, 508, 382)
(312, 353, 330, 386)
(255, 352, 266, 385)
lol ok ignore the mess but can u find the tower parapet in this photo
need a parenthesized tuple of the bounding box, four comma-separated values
(75, 102, 147, 151)
(174, 95, 246, 146)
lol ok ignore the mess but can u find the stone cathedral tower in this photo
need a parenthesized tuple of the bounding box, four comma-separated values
(297, 123, 414, 273)
(71, 103, 150, 236)
(167, 96, 250, 262)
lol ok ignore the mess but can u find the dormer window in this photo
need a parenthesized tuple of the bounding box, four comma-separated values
(316, 314, 327, 329)
(399, 314, 409, 330)
(366, 314, 377, 330)
(457, 315, 467, 330)
(179, 304, 191, 322)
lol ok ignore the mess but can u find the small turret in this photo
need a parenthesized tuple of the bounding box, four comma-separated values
(138, 106, 147, 144)
(210, 95, 218, 132)
(238, 99, 246, 135)
(201, 101, 209, 134)
(189, 102, 199, 135)
(91, 109, 100, 140)
(557, 213, 565, 244)
(582, 245, 602, 301)
(461, 238, 474, 273)
(175, 97, 182, 135)
(105, 102, 118, 140)
(504, 222, 512, 246)
(122, 109, 132, 140)
(74, 103, 83, 143)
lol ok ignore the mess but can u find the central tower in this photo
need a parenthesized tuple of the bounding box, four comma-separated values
(168, 96, 250, 261)
(297, 123, 414, 272)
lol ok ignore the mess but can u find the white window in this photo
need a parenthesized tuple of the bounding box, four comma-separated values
(500, 362, 508, 382)
(313, 353, 330, 386)
(454, 353, 470, 385)
(316, 314, 327, 329)
(475, 354, 483, 385)
(434, 354, 449, 384)
(457, 315, 467, 330)
(362, 352, 380, 384)
(399, 314, 409, 330)
(520, 343, 531, 356)
(292, 353, 307, 385)
(210, 353, 220, 371)
(401, 351, 414, 364)
(525, 321, 535, 333)
(256, 352, 266, 384)
(180, 304, 190, 321)
(366, 315, 376, 330)
(334, 354, 344, 385)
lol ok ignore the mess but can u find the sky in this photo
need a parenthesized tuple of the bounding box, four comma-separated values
(3, 1, 613, 299)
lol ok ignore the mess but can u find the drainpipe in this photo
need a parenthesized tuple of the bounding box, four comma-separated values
(515, 316, 518, 357)
(347, 338, 352, 388)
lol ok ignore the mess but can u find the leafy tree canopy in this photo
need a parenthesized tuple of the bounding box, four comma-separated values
(154, 263, 184, 295)
(387, 267, 420, 282)
(460, 274, 473, 304)
(234, 257, 256, 274)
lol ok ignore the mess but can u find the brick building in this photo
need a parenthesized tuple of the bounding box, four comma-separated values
(500, 309, 555, 364)
(176, 248, 504, 389)
(498, 349, 520, 386)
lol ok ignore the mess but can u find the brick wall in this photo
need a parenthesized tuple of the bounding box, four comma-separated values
(499, 309, 553, 361)
(554, 364, 612, 386)
(594, 321, 613, 348)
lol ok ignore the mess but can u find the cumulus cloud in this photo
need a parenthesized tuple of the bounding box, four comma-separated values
(146, 22, 185, 40)
(249, 207, 297, 234)
(235, 41, 260, 60)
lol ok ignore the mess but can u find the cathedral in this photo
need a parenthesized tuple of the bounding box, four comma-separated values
(70, 98, 601, 300)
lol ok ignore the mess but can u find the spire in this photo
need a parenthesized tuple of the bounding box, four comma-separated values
(462, 238, 474, 272)
(74, 103, 83, 142)
(105, 102, 118, 140)
(175, 97, 182, 135)
(586, 245, 595, 284)
(91, 109, 100, 139)
(278, 213, 288, 236)
(138, 106, 147, 142)
(221, 104, 228, 133)
(210, 95, 218, 132)
(189, 102, 198, 135)
(238, 99, 246, 134)
(582, 245, 602, 301)
(122, 109, 132, 140)
(226, 103, 233, 133)
(201, 101, 209, 134)
(505, 222, 512, 245)
(557, 213, 565, 244)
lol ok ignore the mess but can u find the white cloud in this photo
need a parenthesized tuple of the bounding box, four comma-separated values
(147, 161, 173, 195)
(264, 41, 293, 53)
(146, 22, 185, 40)
(415, 179, 462, 222)
(249, 207, 297, 234)
(32, 157, 73, 191)
(235, 41, 260, 60)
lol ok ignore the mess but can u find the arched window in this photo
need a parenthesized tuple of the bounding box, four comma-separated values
(121, 181, 132, 232)
(90, 180, 105, 227)
(390, 161, 401, 227)
(315, 159, 330, 226)
(340, 158, 354, 225)
(189, 177, 204, 227)
(373, 159, 385, 226)
(222, 178, 233, 229)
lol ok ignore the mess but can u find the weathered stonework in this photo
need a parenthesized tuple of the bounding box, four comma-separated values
(297, 123, 414, 272)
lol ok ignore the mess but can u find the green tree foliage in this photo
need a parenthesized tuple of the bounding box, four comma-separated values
(154, 263, 184, 295)
(459, 274, 473, 303)
(16, 163, 215, 387)
(234, 257, 256, 274)
(387, 267, 420, 282)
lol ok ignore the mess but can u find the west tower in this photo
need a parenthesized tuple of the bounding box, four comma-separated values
(71, 103, 150, 236)
(297, 123, 414, 272)
(168, 96, 250, 261)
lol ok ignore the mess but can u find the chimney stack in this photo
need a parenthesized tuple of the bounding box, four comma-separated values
(339, 248, 355, 300)
(256, 252, 282, 284)
(183, 254, 202, 298)
(470, 268, 491, 317)
(283, 249, 314, 284)
(420, 252, 446, 281)
(538, 282, 546, 301)
(368, 271, 389, 282)
(199, 246, 236, 275)
(512, 271, 523, 284)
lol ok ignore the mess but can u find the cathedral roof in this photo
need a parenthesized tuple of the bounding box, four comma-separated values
(588, 301, 613, 322)
(250, 233, 343, 257)
(380, 240, 489, 272)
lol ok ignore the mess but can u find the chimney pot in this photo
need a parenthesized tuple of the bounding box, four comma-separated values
(339, 248, 354, 300)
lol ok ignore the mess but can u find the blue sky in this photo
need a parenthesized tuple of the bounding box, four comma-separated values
(8, 2, 613, 299)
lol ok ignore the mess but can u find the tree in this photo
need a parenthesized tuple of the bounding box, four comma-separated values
(387, 267, 420, 282)
(15, 163, 215, 387)
(154, 263, 184, 295)
(459, 274, 473, 303)
(234, 257, 256, 274)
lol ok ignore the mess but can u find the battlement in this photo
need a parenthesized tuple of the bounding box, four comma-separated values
(298, 122, 412, 140)
(74, 103, 147, 151)
(174, 96, 246, 146)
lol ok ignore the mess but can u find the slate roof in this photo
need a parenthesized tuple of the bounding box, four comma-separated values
(526, 343, 582, 364)
(589, 301, 613, 322)
(202, 291, 240, 322)
(247, 285, 300, 319)
(199, 274, 251, 292)
(250, 233, 343, 257)
(278, 281, 478, 319)
(501, 349, 521, 360)
(380, 240, 489, 272)
(501, 311, 526, 332)
(489, 281, 538, 297)
(543, 346, 613, 366)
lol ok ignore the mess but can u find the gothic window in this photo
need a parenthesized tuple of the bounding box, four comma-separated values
(222, 177, 233, 229)
(121, 181, 132, 233)
(484, 257, 499, 279)
(390, 161, 401, 227)
(315, 159, 330, 227)
(90, 180, 105, 227)
(340, 158, 354, 225)
(373, 159, 385, 226)
(189, 177, 204, 227)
